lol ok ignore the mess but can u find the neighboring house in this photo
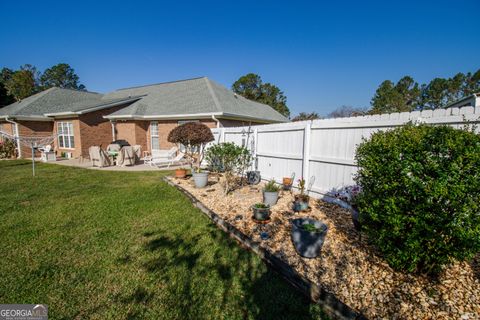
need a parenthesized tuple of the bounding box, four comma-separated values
(0, 77, 288, 159)
(444, 92, 480, 109)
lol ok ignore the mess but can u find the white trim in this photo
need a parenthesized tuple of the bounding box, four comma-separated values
(57, 121, 75, 149)
(103, 111, 286, 123)
(4, 116, 53, 121)
(149, 121, 160, 152)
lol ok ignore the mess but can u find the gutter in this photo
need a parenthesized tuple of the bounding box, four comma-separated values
(104, 112, 287, 123)
(5, 117, 21, 158)
(211, 115, 221, 128)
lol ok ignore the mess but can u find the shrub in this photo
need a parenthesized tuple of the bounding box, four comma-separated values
(355, 123, 480, 274)
(167, 122, 214, 172)
(205, 142, 252, 194)
(0, 138, 17, 159)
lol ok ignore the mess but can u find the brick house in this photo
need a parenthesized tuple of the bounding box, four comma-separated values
(0, 77, 288, 159)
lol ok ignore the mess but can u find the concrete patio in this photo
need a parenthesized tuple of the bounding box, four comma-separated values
(50, 158, 179, 171)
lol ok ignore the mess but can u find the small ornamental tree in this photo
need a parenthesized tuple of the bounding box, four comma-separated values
(205, 142, 252, 194)
(355, 123, 480, 274)
(167, 122, 214, 172)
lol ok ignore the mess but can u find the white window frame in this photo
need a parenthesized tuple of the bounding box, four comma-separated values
(177, 120, 199, 125)
(57, 122, 75, 149)
(150, 121, 160, 151)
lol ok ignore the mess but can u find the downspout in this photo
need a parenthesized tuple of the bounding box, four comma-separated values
(5, 117, 21, 158)
(211, 115, 221, 128)
(110, 120, 116, 141)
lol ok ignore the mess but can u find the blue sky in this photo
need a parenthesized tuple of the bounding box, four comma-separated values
(0, 0, 478, 116)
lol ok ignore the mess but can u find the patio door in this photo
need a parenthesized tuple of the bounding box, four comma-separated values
(150, 122, 160, 153)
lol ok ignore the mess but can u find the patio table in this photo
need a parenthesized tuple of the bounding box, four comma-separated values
(107, 151, 118, 164)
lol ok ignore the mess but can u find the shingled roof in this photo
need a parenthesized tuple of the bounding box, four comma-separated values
(0, 87, 140, 120)
(103, 77, 288, 122)
(0, 77, 289, 123)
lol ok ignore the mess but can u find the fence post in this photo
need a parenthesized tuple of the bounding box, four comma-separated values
(253, 127, 258, 170)
(221, 128, 226, 143)
(302, 121, 311, 187)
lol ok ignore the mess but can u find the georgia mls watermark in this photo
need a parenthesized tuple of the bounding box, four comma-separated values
(0, 304, 48, 320)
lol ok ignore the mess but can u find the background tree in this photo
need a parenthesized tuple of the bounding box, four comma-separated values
(370, 76, 421, 114)
(0, 68, 15, 107)
(291, 112, 321, 121)
(3, 64, 40, 101)
(327, 105, 368, 118)
(232, 73, 290, 117)
(371, 69, 480, 113)
(231, 73, 262, 100)
(40, 63, 86, 90)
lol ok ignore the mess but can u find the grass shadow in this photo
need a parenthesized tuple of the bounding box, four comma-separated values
(142, 226, 325, 320)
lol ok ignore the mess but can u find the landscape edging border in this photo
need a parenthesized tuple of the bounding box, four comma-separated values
(163, 176, 366, 320)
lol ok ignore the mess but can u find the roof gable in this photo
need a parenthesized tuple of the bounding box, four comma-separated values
(105, 77, 288, 122)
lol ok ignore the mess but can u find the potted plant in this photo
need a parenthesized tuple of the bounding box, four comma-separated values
(251, 203, 271, 221)
(282, 175, 294, 191)
(205, 142, 252, 194)
(175, 167, 187, 178)
(291, 218, 328, 258)
(167, 122, 214, 188)
(293, 178, 309, 212)
(263, 179, 280, 206)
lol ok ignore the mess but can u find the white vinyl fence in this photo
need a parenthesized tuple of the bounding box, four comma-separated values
(211, 106, 480, 199)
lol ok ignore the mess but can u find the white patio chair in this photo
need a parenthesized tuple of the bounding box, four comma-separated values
(151, 152, 188, 168)
(145, 147, 178, 167)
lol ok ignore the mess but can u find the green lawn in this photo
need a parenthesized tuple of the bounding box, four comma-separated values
(0, 161, 325, 320)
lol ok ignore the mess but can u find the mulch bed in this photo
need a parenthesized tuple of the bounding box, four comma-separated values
(168, 176, 480, 320)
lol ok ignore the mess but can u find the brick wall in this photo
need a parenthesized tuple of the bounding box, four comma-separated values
(113, 119, 217, 155)
(17, 121, 54, 157)
(77, 105, 128, 158)
(147, 119, 216, 152)
(0, 121, 14, 139)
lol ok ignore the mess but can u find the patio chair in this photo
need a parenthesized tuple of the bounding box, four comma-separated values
(144, 147, 178, 166)
(132, 145, 142, 163)
(89, 146, 111, 167)
(151, 152, 188, 168)
(116, 146, 136, 167)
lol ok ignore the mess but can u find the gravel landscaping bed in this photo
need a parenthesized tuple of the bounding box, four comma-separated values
(169, 176, 480, 320)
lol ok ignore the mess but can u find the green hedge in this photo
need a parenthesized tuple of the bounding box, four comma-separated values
(355, 123, 480, 274)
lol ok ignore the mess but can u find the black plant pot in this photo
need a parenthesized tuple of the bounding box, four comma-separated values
(246, 171, 261, 185)
(291, 218, 328, 258)
(251, 205, 271, 221)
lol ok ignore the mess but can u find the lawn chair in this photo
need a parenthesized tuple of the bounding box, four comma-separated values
(132, 145, 142, 163)
(151, 152, 188, 168)
(89, 146, 111, 167)
(117, 146, 136, 167)
(144, 147, 178, 166)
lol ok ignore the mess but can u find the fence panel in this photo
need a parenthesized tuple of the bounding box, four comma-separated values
(209, 106, 480, 198)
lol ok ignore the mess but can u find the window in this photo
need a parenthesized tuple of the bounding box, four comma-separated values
(177, 120, 199, 125)
(150, 122, 159, 151)
(57, 122, 75, 149)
